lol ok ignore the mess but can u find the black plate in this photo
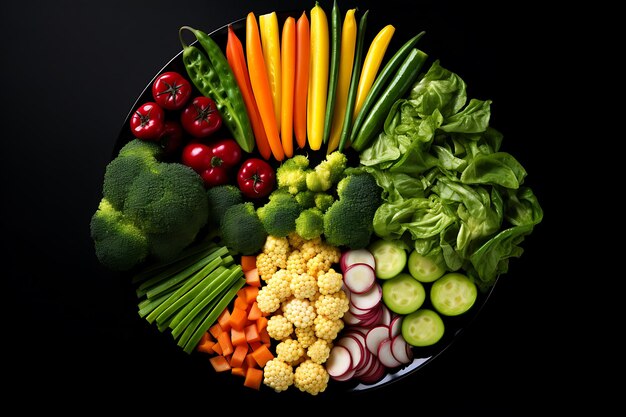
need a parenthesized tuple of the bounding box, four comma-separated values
(113, 10, 498, 395)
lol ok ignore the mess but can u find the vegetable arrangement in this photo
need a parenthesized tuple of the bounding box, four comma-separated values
(90, 0, 543, 398)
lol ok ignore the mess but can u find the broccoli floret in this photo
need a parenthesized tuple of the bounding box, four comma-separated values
(295, 208, 324, 240)
(90, 199, 149, 271)
(276, 155, 310, 194)
(306, 151, 347, 192)
(323, 172, 382, 249)
(295, 190, 316, 208)
(90, 139, 209, 271)
(206, 185, 243, 229)
(220, 202, 267, 255)
(314, 193, 335, 212)
(257, 192, 303, 237)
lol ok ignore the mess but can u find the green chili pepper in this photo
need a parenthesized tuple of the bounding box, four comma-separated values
(179, 26, 255, 153)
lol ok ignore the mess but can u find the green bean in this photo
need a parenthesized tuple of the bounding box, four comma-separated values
(322, 0, 342, 144)
(180, 26, 255, 153)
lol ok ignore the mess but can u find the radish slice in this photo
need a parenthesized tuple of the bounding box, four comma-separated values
(343, 263, 376, 294)
(389, 315, 403, 338)
(342, 310, 362, 325)
(378, 338, 403, 368)
(331, 367, 356, 382)
(350, 283, 382, 310)
(391, 334, 413, 364)
(358, 359, 386, 384)
(341, 249, 376, 272)
(326, 345, 353, 378)
(379, 303, 392, 326)
(365, 325, 390, 356)
(336, 334, 365, 370)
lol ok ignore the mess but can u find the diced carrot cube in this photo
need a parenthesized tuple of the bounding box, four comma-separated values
(256, 316, 268, 332)
(211, 339, 224, 355)
(196, 338, 216, 355)
(245, 353, 257, 368)
(245, 323, 261, 343)
(209, 323, 223, 339)
(247, 302, 263, 321)
(231, 367, 247, 377)
(234, 295, 248, 311)
(243, 367, 264, 390)
(230, 327, 247, 347)
(228, 307, 248, 330)
(229, 344, 248, 368)
(241, 256, 257, 273)
(244, 268, 261, 287)
(217, 308, 232, 332)
(209, 355, 231, 372)
(251, 344, 274, 367)
(244, 286, 259, 303)
(217, 331, 234, 356)
(248, 341, 262, 352)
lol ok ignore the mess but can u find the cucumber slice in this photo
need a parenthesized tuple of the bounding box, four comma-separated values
(368, 239, 407, 279)
(401, 309, 445, 347)
(430, 272, 477, 316)
(382, 273, 425, 314)
(407, 250, 445, 283)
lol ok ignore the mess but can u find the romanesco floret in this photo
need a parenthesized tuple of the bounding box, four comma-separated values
(289, 272, 318, 300)
(276, 155, 310, 194)
(305, 151, 347, 192)
(220, 202, 267, 255)
(286, 250, 306, 275)
(315, 290, 350, 320)
(282, 297, 317, 328)
(266, 314, 294, 340)
(287, 232, 306, 250)
(323, 172, 382, 249)
(307, 338, 332, 364)
(294, 359, 329, 395)
(314, 314, 344, 341)
(263, 358, 294, 392)
(295, 208, 324, 240)
(317, 268, 344, 295)
(256, 286, 281, 314)
(295, 326, 317, 349)
(275, 338, 305, 364)
(257, 192, 302, 237)
(266, 269, 293, 302)
(262, 235, 290, 269)
(256, 252, 277, 281)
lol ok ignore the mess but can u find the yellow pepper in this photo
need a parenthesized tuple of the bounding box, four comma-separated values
(353, 24, 395, 119)
(327, 8, 357, 154)
(259, 12, 282, 130)
(307, 2, 329, 151)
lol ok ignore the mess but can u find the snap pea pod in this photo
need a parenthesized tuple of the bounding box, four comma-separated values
(180, 26, 255, 153)
(349, 31, 425, 146)
(351, 48, 429, 152)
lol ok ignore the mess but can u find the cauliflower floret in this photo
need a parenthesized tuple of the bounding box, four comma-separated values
(286, 250, 306, 275)
(287, 232, 306, 250)
(295, 326, 317, 349)
(276, 338, 305, 364)
(300, 237, 323, 261)
(294, 359, 329, 395)
(256, 286, 281, 314)
(266, 314, 293, 340)
(263, 358, 294, 392)
(307, 338, 332, 364)
(266, 269, 293, 302)
(315, 290, 350, 320)
(263, 235, 290, 269)
(282, 297, 317, 328)
(314, 314, 344, 341)
(317, 268, 343, 295)
(319, 243, 341, 264)
(306, 253, 333, 277)
(290, 272, 318, 300)
(256, 252, 277, 282)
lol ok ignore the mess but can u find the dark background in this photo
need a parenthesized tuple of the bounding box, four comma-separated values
(3, 0, 573, 414)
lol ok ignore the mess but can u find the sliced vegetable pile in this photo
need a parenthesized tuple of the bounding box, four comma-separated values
(90, 0, 543, 397)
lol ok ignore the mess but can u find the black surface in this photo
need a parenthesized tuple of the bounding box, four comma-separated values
(4, 0, 571, 414)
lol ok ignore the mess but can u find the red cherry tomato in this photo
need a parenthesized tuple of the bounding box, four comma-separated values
(181, 96, 222, 138)
(130, 102, 165, 140)
(151, 71, 192, 110)
(210, 138, 242, 170)
(200, 167, 229, 187)
(158, 120, 184, 156)
(181, 143, 212, 173)
(237, 158, 276, 199)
